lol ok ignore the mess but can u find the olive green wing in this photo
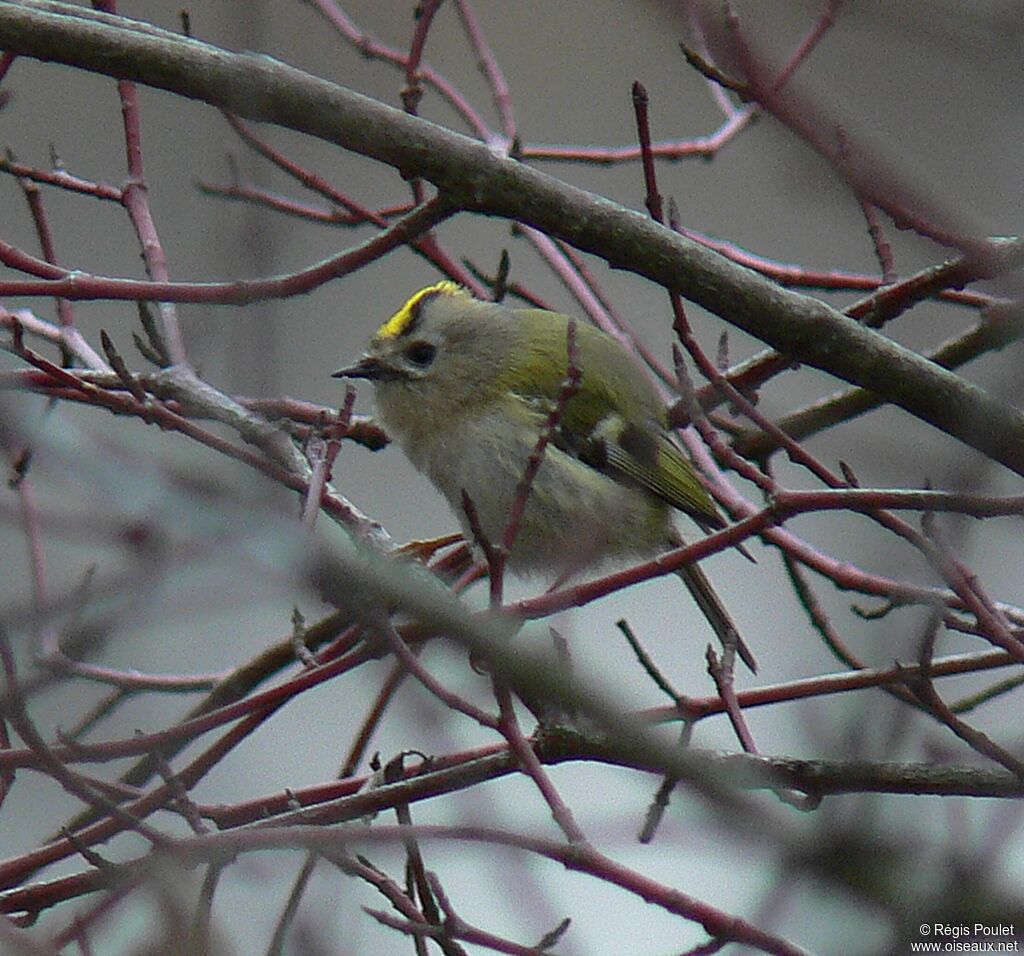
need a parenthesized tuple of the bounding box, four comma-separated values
(505, 310, 723, 529)
(580, 414, 724, 530)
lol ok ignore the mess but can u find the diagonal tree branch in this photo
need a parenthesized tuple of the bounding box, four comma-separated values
(1, 1, 1024, 474)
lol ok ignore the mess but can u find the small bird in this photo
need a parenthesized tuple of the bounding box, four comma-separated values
(334, 281, 755, 671)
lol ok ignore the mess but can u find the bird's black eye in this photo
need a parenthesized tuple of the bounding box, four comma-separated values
(405, 342, 436, 367)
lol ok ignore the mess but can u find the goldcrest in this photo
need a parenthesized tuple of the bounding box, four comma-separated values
(334, 281, 754, 670)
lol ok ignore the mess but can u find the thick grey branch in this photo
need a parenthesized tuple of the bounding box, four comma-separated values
(2, 2, 1024, 473)
(540, 730, 1024, 799)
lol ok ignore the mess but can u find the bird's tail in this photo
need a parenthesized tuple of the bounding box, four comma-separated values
(676, 560, 757, 673)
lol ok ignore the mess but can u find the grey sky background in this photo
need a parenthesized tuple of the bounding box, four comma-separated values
(1, 2, 1022, 952)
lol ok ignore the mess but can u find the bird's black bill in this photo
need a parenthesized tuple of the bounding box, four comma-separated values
(332, 357, 381, 380)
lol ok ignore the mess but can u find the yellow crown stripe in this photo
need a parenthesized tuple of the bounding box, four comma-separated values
(377, 281, 468, 339)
